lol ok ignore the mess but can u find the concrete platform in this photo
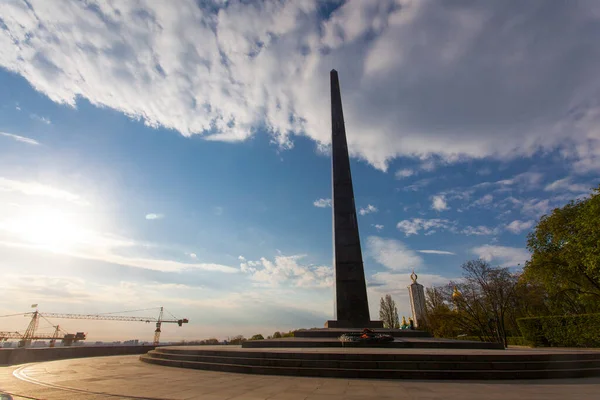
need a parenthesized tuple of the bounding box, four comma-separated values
(140, 345, 600, 380)
(2, 354, 600, 399)
(294, 328, 431, 338)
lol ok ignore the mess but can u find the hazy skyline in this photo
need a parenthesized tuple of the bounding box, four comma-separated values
(1, 0, 599, 342)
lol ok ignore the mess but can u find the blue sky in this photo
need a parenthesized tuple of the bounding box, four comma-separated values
(0, 0, 599, 342)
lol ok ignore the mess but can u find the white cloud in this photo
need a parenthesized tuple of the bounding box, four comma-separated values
(395, 168, 414, 179)
(396, 218, 454, 236)
(521, 198, 551, 218)
(372, 224, 384, 231)
(0, 177, 85, 204)
(189, 253, 198, 259)
(431, 195, 448, 211)
(366, 236, 423, 272)
(469, 194, 493, 208)
(417, 250, 455, 255)
(496, 172, 544, 190)
(1, 1, 598, 171)
(461, 225, 498, 236)
(358, 204, 378, 215)
(419, 159, 436, 172)
(505, 220, 534, 234)
(471, 244, 530, 268)
(29, 114, 51, 125)
(313, 198, 331, 208)
(402, 178, 434, 192)
(239, 254, 332, 288)
(544, 177, 591, 193)
(0, 131, 40, 145)
(145, 213, 164, 220)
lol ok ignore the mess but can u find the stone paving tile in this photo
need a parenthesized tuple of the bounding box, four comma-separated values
(1, 355, 600, 399)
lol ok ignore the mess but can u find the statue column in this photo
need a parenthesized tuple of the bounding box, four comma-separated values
(408, 271, 426, 328)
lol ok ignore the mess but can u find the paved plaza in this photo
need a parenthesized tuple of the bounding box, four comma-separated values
(1, 354, 599, 400)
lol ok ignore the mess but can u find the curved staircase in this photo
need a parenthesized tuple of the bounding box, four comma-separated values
(140, 346, 600, 380)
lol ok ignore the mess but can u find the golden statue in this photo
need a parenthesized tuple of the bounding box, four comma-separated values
(410, 270, 418, 284)
(452, 286, 462, 300)
(400, 315, 409, 329)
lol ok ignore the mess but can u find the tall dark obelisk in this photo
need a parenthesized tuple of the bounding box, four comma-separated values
(326, 70, 383, 329)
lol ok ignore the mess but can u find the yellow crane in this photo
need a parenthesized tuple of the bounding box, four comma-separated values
(1, 307, 188, 347)
(0, 311, 86, 347)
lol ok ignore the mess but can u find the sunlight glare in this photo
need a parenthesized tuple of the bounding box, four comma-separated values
(6, 206, 93, 251)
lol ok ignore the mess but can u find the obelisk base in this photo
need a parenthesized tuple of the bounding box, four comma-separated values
(325, 320, 384, 328)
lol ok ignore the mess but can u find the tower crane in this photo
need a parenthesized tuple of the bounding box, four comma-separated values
(0, 311, 85, 347)
(1, 307, 188, 346)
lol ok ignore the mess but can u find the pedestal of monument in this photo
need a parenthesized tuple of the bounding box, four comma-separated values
(324, 320, 384, 328)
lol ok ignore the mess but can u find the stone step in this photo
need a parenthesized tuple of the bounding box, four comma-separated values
(151, 347, 600, 363)
(144, 350, 600, 371)
(140, 354, 600, 380)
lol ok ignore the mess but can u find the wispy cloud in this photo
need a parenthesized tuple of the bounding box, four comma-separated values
(396, 218, 454, 236)
(395, 169, 414, 179)
(313, 198, 331, 208)
(358, 204, 378, 215)
(0, 233, 237, 274)
(420, 159, 436, 172)
(417, 250, 455, 255)
(0, 177, 85, 204)
(0, 131, 40, 145)
(145, 213, 164, 220)
(520, 198, 551, 218)
(366, 236, 423, 272)
(239, 254, 332, 288)
(505, 219, 534, 234)
(544, 177, 591, 193)
(402, 178, 434, 192)
(431, 195, 449, 211)
(372, 224, 384, 231)
(468, 194, 493, 208)
(496, 172, 544, 190)
(29, 113, 51, 125)
(472, 245, 529, 268)
(461, 225, 498, 236)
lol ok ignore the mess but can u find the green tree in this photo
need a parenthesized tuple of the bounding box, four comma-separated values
(379, 294, 400, 328)
(458, 259, 519, 347)
(424, 286, 461, 338)
(525, 186, 600, 313)
(272, 331, 282, 338)
(250, 334, 264, 340)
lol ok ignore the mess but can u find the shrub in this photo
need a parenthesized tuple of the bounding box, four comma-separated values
(456, 336, 528, 346)
(517, 314, 600, 347)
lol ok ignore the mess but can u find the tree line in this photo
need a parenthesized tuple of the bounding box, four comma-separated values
(423, 186, 600, 346)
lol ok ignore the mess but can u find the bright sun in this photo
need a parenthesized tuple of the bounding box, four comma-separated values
(7, 207, 91, 251)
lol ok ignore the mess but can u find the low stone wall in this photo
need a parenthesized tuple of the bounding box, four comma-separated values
(0, 345, 155, 366)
